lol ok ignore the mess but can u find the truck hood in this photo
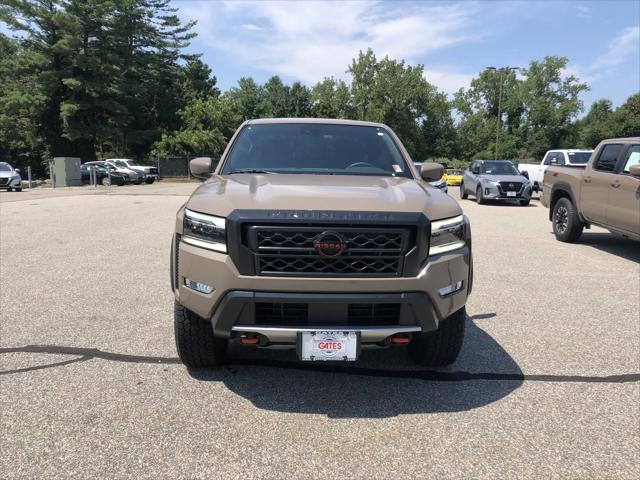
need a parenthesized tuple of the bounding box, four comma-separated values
(186, 174, 462, 220)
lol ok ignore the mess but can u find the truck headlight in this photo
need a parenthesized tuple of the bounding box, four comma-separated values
(429, 214, 466, 256)
(182, 209, 227, 253)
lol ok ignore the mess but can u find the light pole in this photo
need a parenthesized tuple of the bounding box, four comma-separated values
(487, 66, 519, 160)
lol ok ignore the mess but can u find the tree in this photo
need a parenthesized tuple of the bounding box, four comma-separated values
(150, 96, 240, 157)
(348, 49, 455, 158)
(225, 77, 264, 121)
(181, 58, 220, 101)
(260, 75, 290, 117)
(310, 78, 352, 118)
(288, 81, 312, 117)
(454, 56, 588, 160)
(575, 99, 616, 148)
(519, 56, 588, 159)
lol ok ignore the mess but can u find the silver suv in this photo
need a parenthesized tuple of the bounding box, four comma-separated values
(460, 160, 531, 206)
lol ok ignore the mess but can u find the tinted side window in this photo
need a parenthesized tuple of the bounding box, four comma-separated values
(556, 153, 566, 166)
(594, 144, 624, 172)
(542, 153, 553, 165)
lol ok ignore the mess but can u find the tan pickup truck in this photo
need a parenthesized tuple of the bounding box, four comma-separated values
(541, 137, 640, 242)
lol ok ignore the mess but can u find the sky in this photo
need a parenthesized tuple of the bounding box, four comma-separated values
(173, 0, 640, 109)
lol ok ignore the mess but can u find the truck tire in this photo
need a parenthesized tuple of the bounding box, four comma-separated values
(460, 183, 468, 199)
(174, 302, 227, 368)
(476, 186, 485, 205)
(519, 199, 530, 206)
(145, 177, 155, 184)
(408, 307, 465, 367)
(552, 197, 583, 243)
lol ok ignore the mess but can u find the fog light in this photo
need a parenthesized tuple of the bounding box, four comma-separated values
(438, 281, 464, 297)
(184, 278, 214, 294)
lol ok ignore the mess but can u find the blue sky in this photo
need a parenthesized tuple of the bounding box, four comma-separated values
(174, 0, 640, 109)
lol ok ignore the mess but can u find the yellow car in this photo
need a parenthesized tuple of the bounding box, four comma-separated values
(443, 169, 464, 186)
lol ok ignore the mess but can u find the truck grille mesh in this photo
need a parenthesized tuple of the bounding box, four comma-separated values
(254, 302, 401, 326)
(248, 226, 412, 277)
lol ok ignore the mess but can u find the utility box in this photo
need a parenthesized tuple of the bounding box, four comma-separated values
(51, 157, 82, 187)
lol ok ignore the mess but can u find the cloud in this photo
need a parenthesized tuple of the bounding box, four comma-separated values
(575, 4, 591, 20)
(423, 68, 475, 96)
(179, 0, 478, 91)
(241, 23, 262, 32)
(568, 26, 640, 83)
(590, 26, 639, 70)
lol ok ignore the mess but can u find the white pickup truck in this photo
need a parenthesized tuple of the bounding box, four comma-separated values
(518, 149, 593, 193)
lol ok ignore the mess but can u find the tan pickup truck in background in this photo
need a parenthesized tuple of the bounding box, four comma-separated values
(541, 137, 640, 242)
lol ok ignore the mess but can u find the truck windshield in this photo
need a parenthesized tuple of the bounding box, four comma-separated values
(221, 124, 411, 177)
(480, 162, 519, 175)
(567, 152, 591, 164)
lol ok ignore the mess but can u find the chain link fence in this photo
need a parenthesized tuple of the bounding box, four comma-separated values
(154, 155, 218, 179)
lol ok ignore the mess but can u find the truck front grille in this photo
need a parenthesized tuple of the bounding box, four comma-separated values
(248, 226, 412, 277)
(0, 178, 9, 186)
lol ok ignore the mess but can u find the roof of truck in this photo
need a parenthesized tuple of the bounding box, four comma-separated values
(245, 118, 387, 128)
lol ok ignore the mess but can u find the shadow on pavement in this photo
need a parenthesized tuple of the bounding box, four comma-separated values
(578, 232, 640, 263)
(189, 313, 525, 418)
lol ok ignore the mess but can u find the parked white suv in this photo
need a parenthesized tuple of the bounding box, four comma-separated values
(109, 159, 157, 184)
(0, 162, 22, 192)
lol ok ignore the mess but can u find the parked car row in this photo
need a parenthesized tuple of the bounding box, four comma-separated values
(82, 159, 158, 186)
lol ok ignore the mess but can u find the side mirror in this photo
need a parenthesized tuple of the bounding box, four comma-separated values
(629, 164, 640, 177)
(15, 168, 21, 173)
(420, 162, 444, 182)
(550, 158, 558, 165)
(189, 157, 213, 179)
(521, 170, 529, 179)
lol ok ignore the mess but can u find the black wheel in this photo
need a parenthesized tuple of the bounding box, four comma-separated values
(460, 183, 468, 199)
(408, 307, 466, 367)
(519, 199, 530, 206)
(476, 186, 485, 205)
(552, 197, 583, 242)
(145, 177, 155, 184)
(174, 302, 227, 368)
(15, 188, 22, 192)
(101, 177, 111, 186)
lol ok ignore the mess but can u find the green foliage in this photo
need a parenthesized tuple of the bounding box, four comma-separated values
(151, 96, 240, 158)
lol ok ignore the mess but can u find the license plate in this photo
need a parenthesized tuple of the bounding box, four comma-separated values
(299, 331, 358, 361)
(507, 191, 517, 197)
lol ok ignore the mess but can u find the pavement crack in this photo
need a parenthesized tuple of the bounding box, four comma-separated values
(1, 344, 638, 383)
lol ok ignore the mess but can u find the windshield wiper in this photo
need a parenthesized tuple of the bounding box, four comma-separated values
(227, 169, 277, 175)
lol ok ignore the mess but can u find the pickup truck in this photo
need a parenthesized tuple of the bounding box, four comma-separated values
(171, 118, 472, 368)
(541, 137, 640, 242)
(519, 149, 593, 193)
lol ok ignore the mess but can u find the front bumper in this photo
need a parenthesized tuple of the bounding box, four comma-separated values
(0, 177, 21, 188)
(172, 239, 471, 343)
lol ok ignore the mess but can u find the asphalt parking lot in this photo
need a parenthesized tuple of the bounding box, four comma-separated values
(1, 183, 638, 478)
